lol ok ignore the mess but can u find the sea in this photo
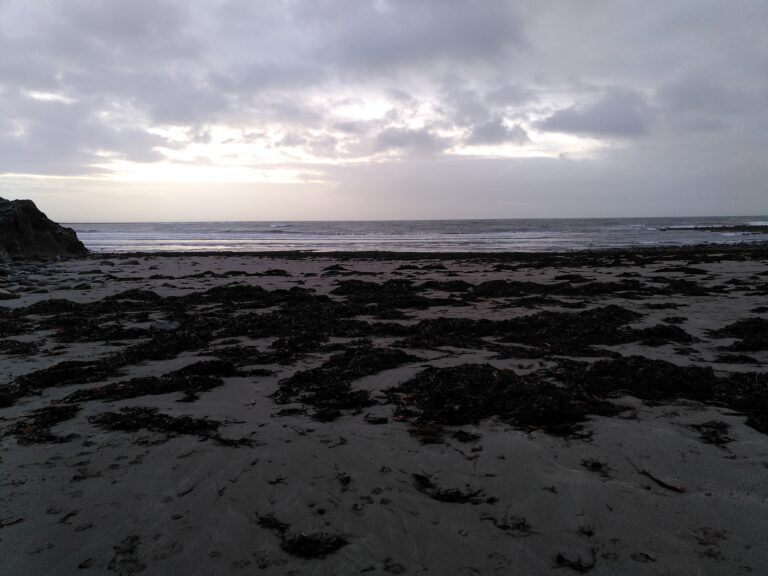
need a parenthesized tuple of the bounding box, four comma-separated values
(67, 216, 768, 253)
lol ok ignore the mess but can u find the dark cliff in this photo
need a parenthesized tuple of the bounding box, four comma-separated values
(0, 197, 88, 260)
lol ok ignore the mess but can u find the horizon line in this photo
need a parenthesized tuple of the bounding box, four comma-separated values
(62, 214, 768, 225)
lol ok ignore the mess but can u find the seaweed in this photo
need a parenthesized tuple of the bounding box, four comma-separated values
(553, 273, 593, 282)
(119, 329, 210, 363)
(4, 404, 80, 444)
(715, 353, 759, 364)
(503, 295, 582, 309)
(256, 515, 290, 533)
(562, 356, 719, 402)
(280, 534, 348, 559)
(273, 345, 418, 421)
(406, 421, 445, 444)
(710, 318, 768, 351)
(107, 534, 146, 575)
(499, 305, 644, 356)
(633, 324, 696, 346)
(24, 298, 82, 315)
(388, 364, 621, 437)
(393, 317, 498, 351)
(390, 364, 524, 426)
(257, 514, 348, 559)
(89, 407, 221, 440)
(550, 356, 768, 434)
(105, 289, 163, 302)
(63, 360, 236, 404)
(555, 548, 597, 573)
(473, 278, 664, 299)
(0, 338, 39, 355)
(691, 421, 732, 445)
(0, 313, 31, 338)
(5, 359, 120, 406)
(581, 458, 611, 479)
(322, 264, 348, 272)
(721, 372, 768, 433)
(411, 473, 486, 504)
(331, 279, 462, 311)
(481, 512, 533, 536)
(655, 266, 708, 275)
(418, 280, 474, 293)
(452, 430, 482, 443)
(38, 313, 147, 343)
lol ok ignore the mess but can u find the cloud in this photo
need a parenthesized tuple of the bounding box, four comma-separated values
(0, 89, 168, 175)
(654, 70, 762, 132)
(0, 0, 766, 217)
(296, 0, 526, 72)
(374, 127, 448, 155)
(467, 118, 529, 145)
(538, 88, 652, 138)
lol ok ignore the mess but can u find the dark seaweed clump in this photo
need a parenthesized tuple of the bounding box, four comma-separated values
(502, 306, 698, 352)
(709, 318, 768, 351)
(0, 338, 39, 355)
(655, 265, 708, 275)
(500, 305, 643, 356)
(562, 356, 720, 402)
(555, 356, 768, 434)
(691, 421, 732, 445)
(63, 360, 238, 404)
(632, 324, 697, 346)
(273, 345, 418, 421)
(3, 404, 80, 444)
(394, 317, 501, 351)
(390, 356, 768, 438)
(2, 360, 120, 407)
(393, 305, 688, 356)
(388, 364, 621, 437)
(555, 548, 597, 573)
(411, 473, 487, 504)
(36, 312, 147, 343)
(280, 534, 349, 559)
(724, 372, 768, 433)
(715, 353, 758, 364)
(0, 311, 31, 338)
(257, 515, 348, 559)
(89, 407, 221, 439)
(331, 278, 465, 313)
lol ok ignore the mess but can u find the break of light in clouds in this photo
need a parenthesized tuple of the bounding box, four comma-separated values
(0, 0, 766, 221)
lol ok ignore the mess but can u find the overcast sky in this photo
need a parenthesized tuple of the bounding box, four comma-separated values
(1, 0, 766, 221)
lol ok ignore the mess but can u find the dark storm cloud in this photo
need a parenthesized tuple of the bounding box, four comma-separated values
(467, 118, 530, 146)
(655, 70, 760, 132)
(48, 0, 199, 64)
(538, 88, 652, 138)
(303, 0, 526, 71)
(0, 88, 168, 174)
(485, 83, 537, 107)
(374, 127, 448, 154)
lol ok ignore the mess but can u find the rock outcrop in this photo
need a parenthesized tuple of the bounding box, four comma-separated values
(0, 197, 87, 260)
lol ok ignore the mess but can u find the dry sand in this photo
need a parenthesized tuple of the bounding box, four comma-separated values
(1, 247, 767, 575)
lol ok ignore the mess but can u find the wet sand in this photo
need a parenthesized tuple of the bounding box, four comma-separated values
(1, 245, 767, 575)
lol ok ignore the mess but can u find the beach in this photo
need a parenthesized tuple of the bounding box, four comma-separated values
(1, 245, 767, 575)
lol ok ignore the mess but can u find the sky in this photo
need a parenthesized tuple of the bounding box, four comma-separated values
(0, 0, 766, 222)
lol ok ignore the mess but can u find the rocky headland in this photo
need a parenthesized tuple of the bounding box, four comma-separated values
(0, 197, 87, 261)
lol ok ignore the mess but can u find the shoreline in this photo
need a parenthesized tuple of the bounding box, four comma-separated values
(1, 246, 767, 574)
(21, 238, 768, 261)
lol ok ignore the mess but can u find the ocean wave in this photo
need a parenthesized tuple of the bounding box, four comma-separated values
(74, 217, 768, 253)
